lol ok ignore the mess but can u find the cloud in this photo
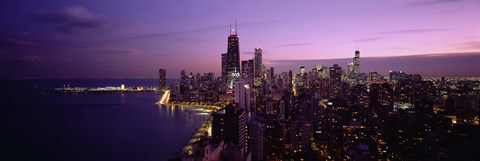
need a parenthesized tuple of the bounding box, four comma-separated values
(97, 25, 229, 44)
(95, 47, 142, 56)
(98, 32, 181, 44)
(349, 37, 385, 43)
(377, 28, 451, 34)
(97, 20, 279, 44)
(0, 32, 90, 48)
(277, 43, 312, 47)
(150, 53, 172, 57)
(0, 30, 143, 66)
(31, 6, 109, 33)
(458, 41, 480, 50)
(405, 0, 464, 7)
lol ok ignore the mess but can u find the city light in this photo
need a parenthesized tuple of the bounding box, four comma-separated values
(2, 1, 479, 160)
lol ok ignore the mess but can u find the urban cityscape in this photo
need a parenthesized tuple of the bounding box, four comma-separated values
(1, 1, 479, 161)
(155, 23, 479, 161)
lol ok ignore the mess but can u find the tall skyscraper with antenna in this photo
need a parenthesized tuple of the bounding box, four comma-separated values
(226, 20, 240, 89)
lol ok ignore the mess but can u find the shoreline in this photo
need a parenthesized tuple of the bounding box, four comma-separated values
(165, 104, 218, 160)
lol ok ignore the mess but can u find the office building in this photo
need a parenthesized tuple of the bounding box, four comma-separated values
(158, 68, 166, 90)
(225, 23, 241, 89)
(253, 48, 262, 78)
(212, 104, 247, 150)
(353, 50, 360, 76)
(222, 53, 228, 81)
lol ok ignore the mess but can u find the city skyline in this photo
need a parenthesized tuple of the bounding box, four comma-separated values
(1, 1, 479, 160)
(1, 0, 479, 78)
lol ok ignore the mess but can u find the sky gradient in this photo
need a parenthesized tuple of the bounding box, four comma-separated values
(1, 0, 479, 78)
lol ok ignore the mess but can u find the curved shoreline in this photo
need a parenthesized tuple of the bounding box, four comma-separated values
(164, 104, 221, 160)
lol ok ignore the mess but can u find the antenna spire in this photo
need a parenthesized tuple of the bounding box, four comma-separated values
(235, 18, 237, 35)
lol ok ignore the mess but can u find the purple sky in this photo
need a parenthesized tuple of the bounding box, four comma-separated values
(0, 0, 479, 78)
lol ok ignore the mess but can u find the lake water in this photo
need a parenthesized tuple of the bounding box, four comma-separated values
(0, 79, 204, 161)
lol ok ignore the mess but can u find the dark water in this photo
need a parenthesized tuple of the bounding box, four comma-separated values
(0, 78, 203, 161)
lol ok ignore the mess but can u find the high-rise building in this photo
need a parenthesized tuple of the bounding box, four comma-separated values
(158, 68, 166, 90)
(248, 59, 254, 78)
(330, 64, 341, 83)
(179, 70, 187, 95)
(353, 50, 360, 76)
(221, 53, 227, 81)
(270, 67, 275, 82)
(203, 72, 214, 82)
(290, 120, 312, 152)
(241, 60, 254, 79)
(226, 24, 240, 89)
(212, 104, 247, 149)
(180, 70, 187, 81)
(330, 64, 343, 97)
(242, 60, 250, 79)
(234, 78, 251, 112)
(253, 48, 262, 78)
(264, 114, 286, 160)
(348, 62, 354, 78)
(300, 66, 305, 76)
(248, 119, 265, 161)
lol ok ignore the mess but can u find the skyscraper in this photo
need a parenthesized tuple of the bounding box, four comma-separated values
(226, 23, 240, 88)
(212, 104, 247, 149)
(348, 62, 354, 78)
(241, 59, 255, 79)
(158, 68, 166, 90)
(248, 119, 265, 161)
(300, 66, 305, 76)
(234, 78, 251, 112)
(221, 53, 227, 81)
(180, 70, 186, 81)
(253, 48, 262, 78)
(241, 60, 250, 79)
(269, 67, 275, 83)
(330, 64, 342, 97)
(353, 50, 360, 76)
(330, 64, 342, 83)
(264, 114, 286, 160)
(248, 59, 254, 78)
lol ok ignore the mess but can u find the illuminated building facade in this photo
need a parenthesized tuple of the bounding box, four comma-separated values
(264, 114, 286, 160)
(226, 25, 240, 89)
(330, 64, 343, 98)
(234, 78, 251, 112)
(168, 27, 480, 161)
(241, 59, 254, 79)
(248, 119, 265, 161)
(353, 50, 360, 76)
(300, 66, 305, 76)
(212, 104, 247, 151)
(253, 48, 262, 78)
